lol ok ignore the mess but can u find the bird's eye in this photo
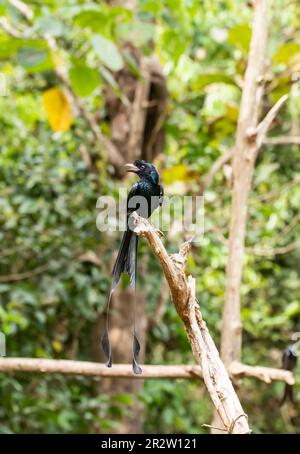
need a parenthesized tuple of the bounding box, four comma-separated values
(141, 165, 145, 169)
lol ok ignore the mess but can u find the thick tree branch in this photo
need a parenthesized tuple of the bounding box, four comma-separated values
(0, 359, 201, 379)
(0, 358, 293, 384)
(131, 213, 250, 434)
(228, 362, 294, 385)
(0, 360, 179, 379)
(264, 136, 300, 145)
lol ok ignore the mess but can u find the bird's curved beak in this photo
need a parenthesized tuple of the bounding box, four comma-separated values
(125, 163, 139, 173)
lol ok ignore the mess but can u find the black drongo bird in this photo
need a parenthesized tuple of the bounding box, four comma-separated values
(102, 160, 164, 374)
(280, 344, 298, 406)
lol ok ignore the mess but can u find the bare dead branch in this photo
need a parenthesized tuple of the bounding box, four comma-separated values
(0, 17, 22, 37)
(132, 213, 250, 434)
(228, 362, 294, 385)
(0, 359, 201, 379)
(264, 136, 300, 145)
(0, 358, 293, 385)
(254, 94, 289, 148)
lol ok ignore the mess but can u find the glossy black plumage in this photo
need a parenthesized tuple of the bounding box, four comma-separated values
(112, 164, 163, 290)
(102, 160, 164, 375)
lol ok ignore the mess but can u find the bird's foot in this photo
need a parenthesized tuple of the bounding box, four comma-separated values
(155, 228, 164, 238)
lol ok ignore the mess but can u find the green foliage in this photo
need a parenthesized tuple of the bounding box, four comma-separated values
(0, 0, 300, 435)
(91, 34, 124, 72)
(69, 63, 100, 97)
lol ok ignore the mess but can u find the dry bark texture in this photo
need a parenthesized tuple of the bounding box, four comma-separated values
(0, 358, 293, 384)
(132, 213, 251, 434)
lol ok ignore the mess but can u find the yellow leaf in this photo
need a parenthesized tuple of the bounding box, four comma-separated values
(42, 87, 72, 132)
(162, 165, 197, 185)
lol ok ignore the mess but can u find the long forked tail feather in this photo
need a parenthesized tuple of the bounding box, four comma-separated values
(280, 384, 294, 406)
(112, 229, 133, 289)
(101, 289, 113, 368)
(102, 229, 142, 374)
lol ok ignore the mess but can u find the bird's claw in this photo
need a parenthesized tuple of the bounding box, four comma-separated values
(155, 228, 164, 238)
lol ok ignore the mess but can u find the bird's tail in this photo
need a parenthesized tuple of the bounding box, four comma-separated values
(101, 229, 142, 374)
(280, 384, 294, 406)
(112, 229, 137, 290)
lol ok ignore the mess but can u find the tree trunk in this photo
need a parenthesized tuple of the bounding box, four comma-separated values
(212, 0, 268, 432)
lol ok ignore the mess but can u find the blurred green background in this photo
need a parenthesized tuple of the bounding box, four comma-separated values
(0, 0, 299, 434)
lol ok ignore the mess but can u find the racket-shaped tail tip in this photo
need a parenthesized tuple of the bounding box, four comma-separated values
(106, 358, 112, 368)
(132, 332, 142, 374)
(132, 360, 142, 375)
(101, 328, 112, 368)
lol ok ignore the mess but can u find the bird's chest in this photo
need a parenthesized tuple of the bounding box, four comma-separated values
(133, 181, 160, 218)
(138, 180, 160, 198)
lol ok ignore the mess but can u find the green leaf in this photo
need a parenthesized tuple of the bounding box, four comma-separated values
(228, 23, 251, 53)
(122, 49, 142, 78)
(69, 63, 100, 97)
(16, 47, 47, 68)
(0, 34, 19, 58)
(113, 393, 134, 405)
(140, 0, 163, 14)
(37, 17, 64, 37)
(91, 34, 124, 72)
(16, 41, 53, 73)
(0, 0, 6, 15)
(74, 9, 109, 33)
